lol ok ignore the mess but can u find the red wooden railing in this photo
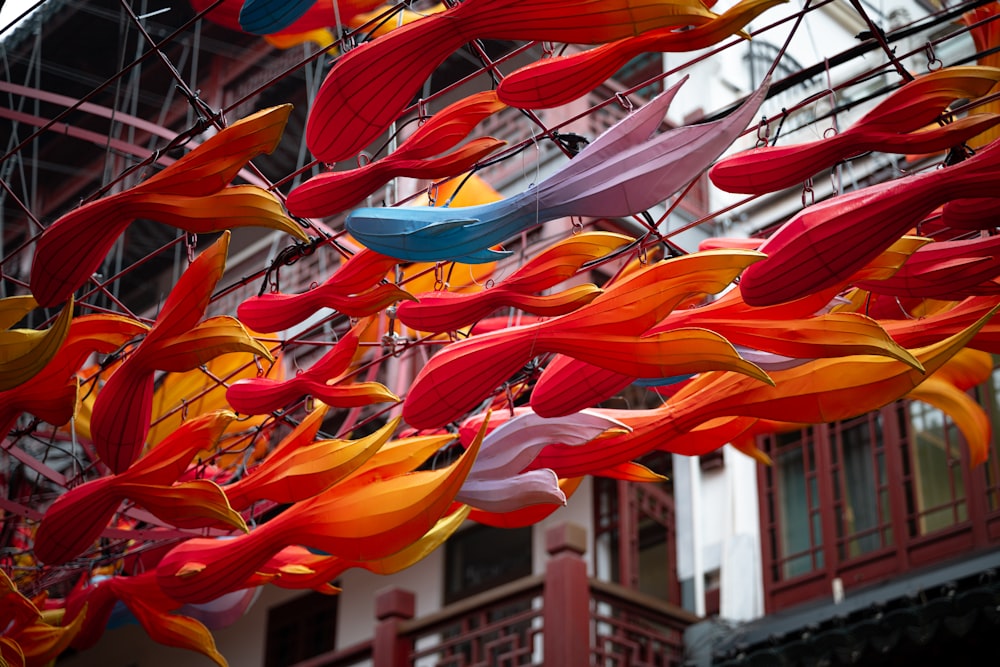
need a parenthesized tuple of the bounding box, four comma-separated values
(294, 523, 697, 667)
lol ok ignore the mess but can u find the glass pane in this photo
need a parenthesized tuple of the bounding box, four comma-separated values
(776, 446, 816, 579)
(638, 517, 670, 601)
(839, 419, 881, 557)
(785, 554, 813, 576)
(614, 53, 665, 96)
(265, 592, 338, 667)
(445, 524, 532, 604)
(980, 366, 1000, 510)
(594, 479, 620, 583)
(880, 489, 892, 544)
(949, 430, 967, 500)
(922, 506, 954, 530)
(908, 401, 967, 535)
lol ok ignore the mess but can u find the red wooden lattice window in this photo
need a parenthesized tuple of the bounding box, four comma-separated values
(758, 377, 1000, 613)
(594, 449, 681, 608)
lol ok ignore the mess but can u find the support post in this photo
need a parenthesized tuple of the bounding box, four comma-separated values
(372, 587, 415, 667)
(543, 522, 591, 667)
(690, 455, 706, 616)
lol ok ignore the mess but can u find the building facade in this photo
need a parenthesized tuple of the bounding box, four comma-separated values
(3, 1, 1000, 666)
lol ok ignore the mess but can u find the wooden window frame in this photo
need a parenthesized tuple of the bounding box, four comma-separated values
(758, 398, 1000, 613)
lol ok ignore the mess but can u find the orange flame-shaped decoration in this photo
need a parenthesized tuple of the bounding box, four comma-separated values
(397, 231, 631, 333)
(90, 232, 272, 473)
(226, 317, 397, 415)
(236, 248, 412, 332)
(30, 105, 308, 307)
(34, 410, 247, 565)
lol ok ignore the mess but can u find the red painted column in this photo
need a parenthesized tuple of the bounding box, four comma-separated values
(543, 522, 591, 667)
(373, 587, 415, 667)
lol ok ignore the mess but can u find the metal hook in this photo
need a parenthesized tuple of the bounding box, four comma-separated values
(615, 92, 634, 113)
(416, 98, 429, 125)
(381, 332, 406, 358)
(571, 216, 584, 234)
(925, 42, 942, 71)
(434, 262, 447, 291)
(801, 177, 815, 207)
(756, 115, 770, 148)
(185, 232, 197, 263)
(356, 151, 371, 168)
(338, 28, 357, 54)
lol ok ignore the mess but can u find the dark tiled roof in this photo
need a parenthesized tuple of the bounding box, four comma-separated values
(688, 550, 1000, 667)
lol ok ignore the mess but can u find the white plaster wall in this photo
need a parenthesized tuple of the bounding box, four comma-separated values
(720, 447, 765, 621)
(57, 584, 303, 667)
(673, 459, 725, 580)
(331, 476, 597, 648)
(673, 451, 762, 621)
(673, 453, 695, 583)
(336, 541, 446, 646)
(699, 467, 727, 575)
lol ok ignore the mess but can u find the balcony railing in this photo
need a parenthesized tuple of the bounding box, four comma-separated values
(294, 523, 697, 667)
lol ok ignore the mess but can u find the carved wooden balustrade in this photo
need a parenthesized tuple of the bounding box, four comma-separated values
(294, 523, 697, 667)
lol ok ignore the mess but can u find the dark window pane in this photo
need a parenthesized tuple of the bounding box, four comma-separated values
(838, 418, 881, 557)
(445, 524, 532, 604)
(265, 592, 338, 667)
(775, 442, 817, 579)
